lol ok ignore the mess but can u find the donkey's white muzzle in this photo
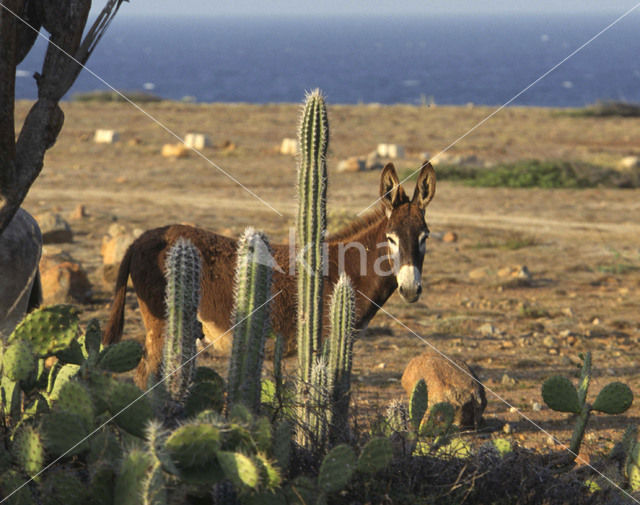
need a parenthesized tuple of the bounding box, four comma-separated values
(397, 265, 422, 303)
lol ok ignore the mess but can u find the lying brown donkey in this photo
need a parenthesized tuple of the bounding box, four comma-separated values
(103, 162, 436, 386)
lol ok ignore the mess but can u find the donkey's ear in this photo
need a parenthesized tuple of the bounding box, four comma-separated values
(380, 163, 408, 217)
(412, 161, 436, 211)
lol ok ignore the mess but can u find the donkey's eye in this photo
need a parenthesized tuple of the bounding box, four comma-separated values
(386, 235, 397, 245)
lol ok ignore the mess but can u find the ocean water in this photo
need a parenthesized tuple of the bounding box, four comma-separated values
(14, 13, 640, 106)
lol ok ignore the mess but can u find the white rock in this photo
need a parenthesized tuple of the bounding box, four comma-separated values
(280, 138, 298, 155)
(377, 143, 405, 159)
(618, 156, 640, 171)
(94, 129, 119, 144)
(184, 133, 212, 150)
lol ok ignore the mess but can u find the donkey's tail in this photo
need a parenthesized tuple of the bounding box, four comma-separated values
(103, 245, 134, 345)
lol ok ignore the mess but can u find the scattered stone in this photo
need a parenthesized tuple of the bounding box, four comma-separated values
(478, 323, 498, 336)
(365, 151, 383, 170)
(115, 176, 128, 184)
(516, 266, 531, 280)
(503, 423, 512, 434)
(561, 307, 574, 317)
(39, 252, 92, 304)
(542, 335, 557, 348)
(127, 137, 142, 146)
(548, 348, 558, 355)
(221, 140, 236, 152)
(501, 373, 517, 386)
(618, 155, 640, 171)
(591, 317, 601, 325)
(442, 231, 458, 243)
(184, 133, 212, 150)
(35, 212, 73, 244)
(469, 267, 489, 280)
(101, 226, 142, 284)
(68, 204, 87, 221)
(532, 401, 543, 412)
(566, 335, 577, 346)
(377, 143, 405, 159)
(401, 351, 487, 429)
(376, 362, 386, 369)
(337, 156, 365, 173)
(94, 129, 119, 144)
(279, 138, 297, 155)
(161, 143, 189, 158)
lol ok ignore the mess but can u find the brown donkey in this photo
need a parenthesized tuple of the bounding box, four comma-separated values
(103, 162, 436, 386)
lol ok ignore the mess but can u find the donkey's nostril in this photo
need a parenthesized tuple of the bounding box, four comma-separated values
(399, 286, 406, 297)
(416, 285, 422, 296)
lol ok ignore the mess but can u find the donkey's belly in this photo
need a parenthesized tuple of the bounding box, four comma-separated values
(199, 317, 233, 357)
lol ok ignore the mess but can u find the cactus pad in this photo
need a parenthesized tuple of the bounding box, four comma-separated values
(53, 380, 95, 428)
(357, 437, 392, 474)
(3, 340, 36, 383)
(184, 380, 225, 417)
(541, 376, 581, 413)
(114, 449, 153, 505)
(492, 438, 513, 456)
(409, 379, 429, 431)
(97, 340, 143, 373)
(165, 423, 223, 483)
(83, 318, 102, 358)
(318, 444, 356, 493)
(9, 305, 79, 357)
(41, 410, 90, 457)
(107, 382, 153, 438)
(40, 467, 87, 505)
(12, 425, 45, 477)
(592, 382, 633, 414)
(419, 402, 455, 438)
(217, 451, 260, 489)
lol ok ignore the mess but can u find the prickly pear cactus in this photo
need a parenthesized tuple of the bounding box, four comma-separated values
(2, 340, 36, 383)
(541, 376, 581, 413)
(317, 444, 356, 493)
(591, 382, 633, 414)
(9, 305, 79, 357)
(217, 451, 260, 489)
(114, 448, 154, 505)
(107, 381, 153, 438)
(419, 402, 455, 438)
(409, 379, 428, 431)
(357, 437, 392, 474)
(96, 340, 143, 373)
(385, 399, 409, 433)
(12, 424, 45, 477)
(53, 380, 95, 428)
(164, 422, 223, 484)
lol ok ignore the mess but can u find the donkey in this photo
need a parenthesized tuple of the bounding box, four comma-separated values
(103, 162, 436, 386)
(0, 209, 43, 339)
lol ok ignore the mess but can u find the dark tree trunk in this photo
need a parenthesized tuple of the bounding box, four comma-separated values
(0, 0, 126, 235)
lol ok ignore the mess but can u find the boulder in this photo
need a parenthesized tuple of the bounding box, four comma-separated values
(401, 351, 486, 429)
(94, 129, 119, 144)
(101, 225, 141, 285)
(337, 156, 365, 173)
(39, 252, 92, 304)
(280, 138, 298, 155)
(184, 133, 212, 150)
(35, 212, 73, 244)
(365, 151, 384, 171)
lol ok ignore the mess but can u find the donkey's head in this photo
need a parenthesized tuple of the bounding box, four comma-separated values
(380, 161, 436, 303)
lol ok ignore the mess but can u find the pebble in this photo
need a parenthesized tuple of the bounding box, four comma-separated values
(503, 423, 513, 434)
(469, 267, 489, 280)
(532, 402, 542, 412)
(542, 335, 557, 348)
(478, 323, 498, 336)
(443, 231, 458, 243)
(501, 373, 517, 386)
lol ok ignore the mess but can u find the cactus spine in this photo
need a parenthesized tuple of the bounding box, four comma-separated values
(227, 228, 273, 413)
(162, 238, 202, 403)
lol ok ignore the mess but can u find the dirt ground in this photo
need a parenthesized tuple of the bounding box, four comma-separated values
(16, 100, 640, 465)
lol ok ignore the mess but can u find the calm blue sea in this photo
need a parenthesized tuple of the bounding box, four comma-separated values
(14, 14, 640, 106)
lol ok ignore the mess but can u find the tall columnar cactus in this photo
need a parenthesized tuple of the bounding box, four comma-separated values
(326, 273, 356, 443)
(541, 352, 633, 461)
(296, 90, 329, 449)
(296, 89, 329, 386)
(162, 238, 202, 403)
(227, 228, 273, 413)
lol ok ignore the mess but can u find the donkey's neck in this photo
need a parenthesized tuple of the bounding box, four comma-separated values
(327, 209, 397, 329)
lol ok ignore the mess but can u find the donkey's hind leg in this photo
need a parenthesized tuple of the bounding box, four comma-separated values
(135, 299, 166, 389)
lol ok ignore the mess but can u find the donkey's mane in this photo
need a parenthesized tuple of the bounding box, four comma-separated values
(326, 206, 386, 243)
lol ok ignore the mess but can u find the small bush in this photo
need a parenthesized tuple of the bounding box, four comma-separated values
(416, 160, 640, 189)
(560, 100, 640, 118)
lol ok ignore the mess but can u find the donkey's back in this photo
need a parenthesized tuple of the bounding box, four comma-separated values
(103, 224, 297, 385)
